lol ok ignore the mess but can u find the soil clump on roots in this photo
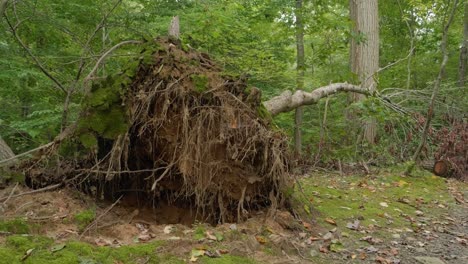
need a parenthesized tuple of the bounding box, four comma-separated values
(26, 37, 292, 224)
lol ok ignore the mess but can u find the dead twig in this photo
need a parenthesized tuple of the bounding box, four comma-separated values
(79, 195, 123, 239)
(2, 182, 18, 206)
(0, 183, 62, 203)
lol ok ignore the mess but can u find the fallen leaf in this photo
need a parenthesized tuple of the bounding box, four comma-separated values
(190, 249, 206, 262)
(255, 235, 267, 244)
(21, 248, 35, 261)
(360, 236, 384, 245)
(325, 218, 337, 226)
(204, 250, 221, 258)
(375, 256, 392, 264)
(455, 237, 467, 245)
(390, 247, 399, 256)
(346, 220, 360, 230)
(51, 243, 66, 252)
(303, 222, 312, 230)
(319, 245, 329, 253)
(163, 225, 174, 234)
(95, 238, 112, 246)
(364, 246, 378, 253)
(330, 241, 344, 252)
(205, 231, 217, 241)
(138, 234, 152, 242)
(218, 249, 229, 254)
(359, 252, 367, 260)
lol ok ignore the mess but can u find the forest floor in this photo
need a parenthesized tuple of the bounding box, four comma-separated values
(0, 167, 466, 264)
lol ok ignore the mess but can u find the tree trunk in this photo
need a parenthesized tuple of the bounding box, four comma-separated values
(294, 0, 305, 154)
(458, 2, 468, 87)
(406, 0, 460, 175)
(349, 0, 379, 144)
(0, 136, 14, 165)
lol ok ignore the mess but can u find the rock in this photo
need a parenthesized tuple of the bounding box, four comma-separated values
(414, 256, 446, 264)
(392, 234, 401, 239)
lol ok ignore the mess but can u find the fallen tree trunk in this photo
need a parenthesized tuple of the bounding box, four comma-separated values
(264, 83, 370, 116)
(433, 160, 454, 177)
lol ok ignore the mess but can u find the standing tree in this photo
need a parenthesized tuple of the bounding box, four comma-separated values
(0, 136, 14, 163)
(349, 0, 379, 144)
(294, 0, 305, 154)
(459, 1, 468, 87)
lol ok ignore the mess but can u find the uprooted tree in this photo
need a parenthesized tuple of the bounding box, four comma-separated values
(0, 37, 377, 224)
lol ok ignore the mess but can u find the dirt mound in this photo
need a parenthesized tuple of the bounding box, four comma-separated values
(26, 37, 292, 224)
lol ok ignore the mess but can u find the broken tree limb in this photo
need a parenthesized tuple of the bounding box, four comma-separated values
(84, 40, 143, 85)
(264, 83, 371, 116)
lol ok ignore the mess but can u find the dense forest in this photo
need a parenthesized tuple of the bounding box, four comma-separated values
(0, 0, 467, 263)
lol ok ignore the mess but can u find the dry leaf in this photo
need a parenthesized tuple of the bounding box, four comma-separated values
(255, 235, 267, 244)
(325, 218, 337, 226)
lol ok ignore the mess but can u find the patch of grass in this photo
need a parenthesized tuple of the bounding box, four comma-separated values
(296, 168, 454, 241)
(73, 209, 95, 231)
(0, 218, 30, 234)
(0, 235, 180, 264)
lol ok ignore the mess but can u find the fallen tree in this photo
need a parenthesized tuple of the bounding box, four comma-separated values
(1, 37, 374, 223)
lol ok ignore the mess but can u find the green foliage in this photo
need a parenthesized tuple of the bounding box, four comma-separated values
(0, 0, 465, 167)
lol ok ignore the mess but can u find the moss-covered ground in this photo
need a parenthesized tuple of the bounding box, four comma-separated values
(1, 166, 465, 264)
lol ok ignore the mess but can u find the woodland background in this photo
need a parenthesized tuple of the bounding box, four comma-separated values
(0, 0, 466, 172)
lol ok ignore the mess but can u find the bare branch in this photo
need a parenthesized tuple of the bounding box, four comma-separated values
(84, 40, 143, 86)
(264, 83, 371, 116)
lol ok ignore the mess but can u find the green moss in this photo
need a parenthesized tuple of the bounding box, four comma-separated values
(79, 133, 98, 149)
(296, 168, 454, 242)
(200, 255, 257, 264)
(190, 74, 209, 93)
(73, 209, 95, 231)
(0, 219, 30, 234)
(0, 235, 172, 264)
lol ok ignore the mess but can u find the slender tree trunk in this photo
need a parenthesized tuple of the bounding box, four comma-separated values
(0, 136, 14, 162)
(349, 0, 379, 144)
(458, 2, 468, 87)
(294, 0, 305, 154)
(0, 0, 8, 17)
(407, 0, 460, 174)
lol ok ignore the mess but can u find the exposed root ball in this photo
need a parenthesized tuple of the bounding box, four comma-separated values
(28, 38, 292, 223)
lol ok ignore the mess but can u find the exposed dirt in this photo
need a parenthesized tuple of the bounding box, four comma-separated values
(1, 172, 466, 263)
(0, 185, 311, 263)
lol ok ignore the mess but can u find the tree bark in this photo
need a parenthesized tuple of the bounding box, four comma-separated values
(0, 136, 14, 164)
(168, 16, 180, 39)
(349, 0, 379, 144)
(0, 0, 8, 17)
(264, 83, 370, 116)
(294, 0, 305, 154)
(458, 2, 468, 87)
